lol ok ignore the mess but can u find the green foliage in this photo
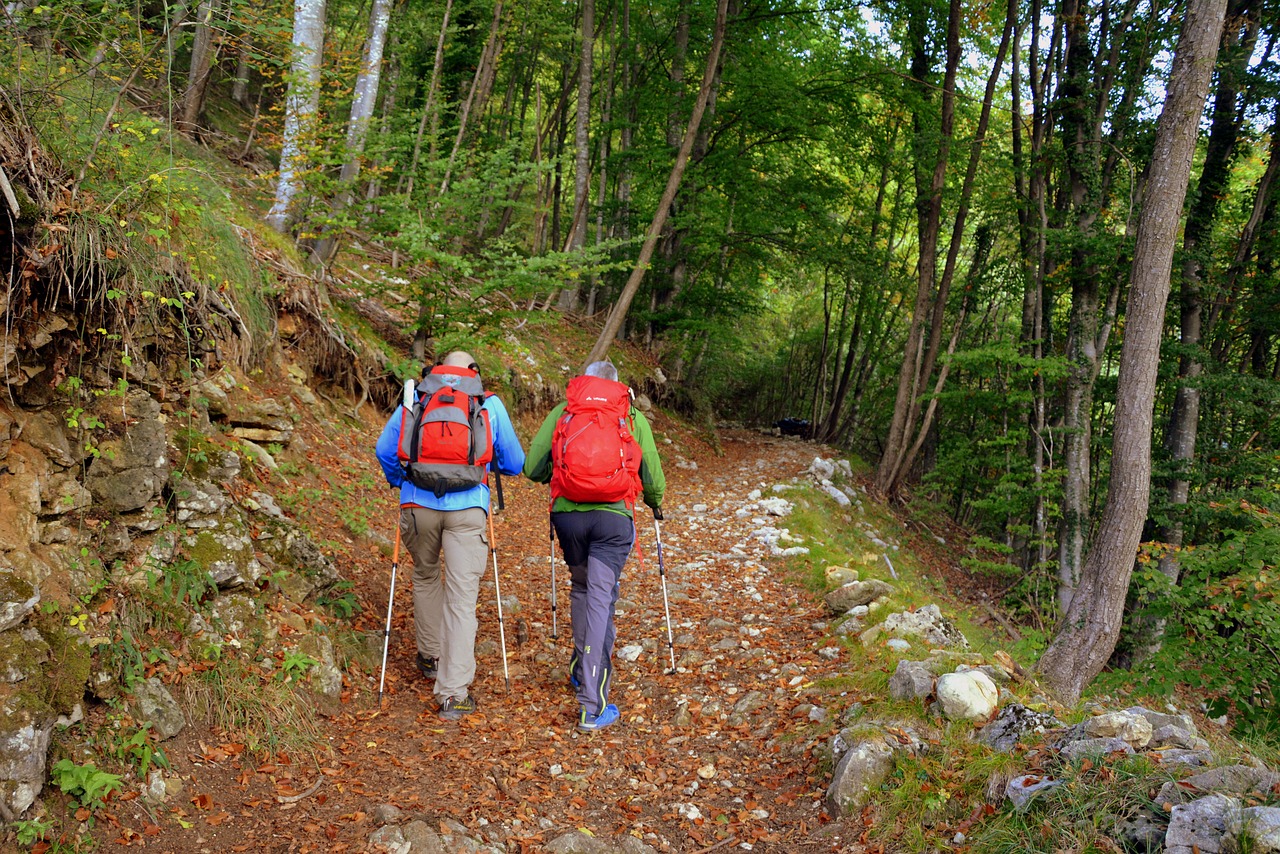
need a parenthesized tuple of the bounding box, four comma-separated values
(1131, 501, 1280, 734)
(110, 724, 170, 779)
(315, 581, 361, 620)
(50, 759, 123, 811)
(12, 817, 53, 846)
(279, 649, 319, 683)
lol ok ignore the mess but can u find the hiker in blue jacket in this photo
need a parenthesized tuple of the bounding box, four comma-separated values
(375, 351, 525, 721)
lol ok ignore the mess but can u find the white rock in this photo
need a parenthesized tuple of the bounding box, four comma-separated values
(618, 645, 643, 662)
(936, 671, 999, 721)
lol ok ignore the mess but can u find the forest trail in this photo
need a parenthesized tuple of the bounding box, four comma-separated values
(105, 417, 867, 853)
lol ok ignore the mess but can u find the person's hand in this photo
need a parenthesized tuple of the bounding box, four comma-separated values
(653, 506, 664, 521)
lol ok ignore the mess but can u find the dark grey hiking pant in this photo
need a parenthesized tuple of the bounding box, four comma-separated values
(551, 509, 635, 716)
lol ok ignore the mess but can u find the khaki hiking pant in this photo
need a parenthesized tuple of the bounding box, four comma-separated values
(400, 506, 489, 703)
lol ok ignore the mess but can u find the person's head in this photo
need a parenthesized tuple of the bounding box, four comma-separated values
(583, 361, 618, 382)
(441, 350, 480, 372)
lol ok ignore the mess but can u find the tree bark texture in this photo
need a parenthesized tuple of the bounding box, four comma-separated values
(266, 0, 326, 233)
(1037, 0, 1228, 704)
(312, 0, 394, 261)
(178, 0, 222, 133)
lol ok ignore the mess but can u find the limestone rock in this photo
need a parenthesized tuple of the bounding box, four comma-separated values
(0, 717, 54, 815)
(224, 397, 295, 445)
(824, 579, 893, 614)
(826, 723, 921, 814)
(1006, 775, 1063, 811)
(1225, 805, 1280, 853)
(546, 830, 659, 853)
(888, 660, 935, 702)
(881, 604, 969, 649)
(1157, 766, 1280, 807)
(976, 704, 1062, 752)
(39, 473, 92, 516)
(1165, 794, 1237, 854)
(1083, 710, 1153, 748)
(130, 677, 185, 740)
(936, 671, 998, 721)
(0, 574, 39, 633)
(1060, 737, 1134, 761)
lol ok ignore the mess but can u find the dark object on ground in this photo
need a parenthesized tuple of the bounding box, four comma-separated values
(775, 418, 811, 437)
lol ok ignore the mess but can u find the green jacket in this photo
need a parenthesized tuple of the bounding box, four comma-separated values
(523, 401, 666, 517)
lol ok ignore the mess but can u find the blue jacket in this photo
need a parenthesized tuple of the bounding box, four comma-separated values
(375, 392, 525, 512)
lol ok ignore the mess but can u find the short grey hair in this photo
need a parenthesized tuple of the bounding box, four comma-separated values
(584, 361, 618, 381)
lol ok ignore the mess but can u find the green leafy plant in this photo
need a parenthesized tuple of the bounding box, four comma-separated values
(113, 724, 170, 779)
(50, 759, 123, 811)
(13, 817, 52, 845)
(315, 581, 360, 619)
(279, 650, 318, 683)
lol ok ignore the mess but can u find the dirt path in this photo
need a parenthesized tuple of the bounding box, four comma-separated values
(96, 421, 862, 853)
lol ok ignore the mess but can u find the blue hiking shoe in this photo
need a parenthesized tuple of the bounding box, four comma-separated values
(577, 704, 619, 732)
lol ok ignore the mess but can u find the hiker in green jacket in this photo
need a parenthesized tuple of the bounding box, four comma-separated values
(523, 361, 665, 731)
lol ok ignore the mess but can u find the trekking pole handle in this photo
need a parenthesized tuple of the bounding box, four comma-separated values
(402, 378, 415, 409)
(494, 470, 505, 512)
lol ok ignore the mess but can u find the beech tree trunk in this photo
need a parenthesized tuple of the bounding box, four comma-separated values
(1038, 0, 1228, 704)
(265, 0, 326, 233)
(585, 0, 729, 364)
(177, 0, 222, 134)
(311, 0, 394, 262)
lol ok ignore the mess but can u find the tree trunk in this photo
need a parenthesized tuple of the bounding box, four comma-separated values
(265, 0, 326, 234)
(585, 0, 729, 364)
(559, 0, 595, 311)
(311, 0, 395, 262)
(875, 0, 961, 496)
(403, 0, 453, 199)
(1038, 0, 1227, 704)
(177, 0, 222, 134)
(438, 0, 505, 198)
(1132, 1, 1258, 662)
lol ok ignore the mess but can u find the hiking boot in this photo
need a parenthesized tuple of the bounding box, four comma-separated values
(438, 695, 477, 721)
(416, 654, 438, 679)
(577, 703, 619, 732)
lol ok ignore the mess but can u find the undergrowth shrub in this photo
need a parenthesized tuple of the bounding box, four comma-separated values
(1132, 500, 1280, 735)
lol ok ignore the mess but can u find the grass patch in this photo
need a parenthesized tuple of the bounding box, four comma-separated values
(180, 655, 326, 761)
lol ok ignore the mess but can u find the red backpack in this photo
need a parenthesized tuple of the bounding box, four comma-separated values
(550, 375, 642, 506)
(396, 366, 494, 496)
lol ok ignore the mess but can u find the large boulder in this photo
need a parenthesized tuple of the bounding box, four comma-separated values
(1082, 710, 1153, 749)
(935, 671, 998, 721)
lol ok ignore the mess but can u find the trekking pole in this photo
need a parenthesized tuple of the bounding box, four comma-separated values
(653, 516, 677, 675)
(487, 508, 512, 692)
(549, 518, 559, 639)
(377, 523, 402, 704)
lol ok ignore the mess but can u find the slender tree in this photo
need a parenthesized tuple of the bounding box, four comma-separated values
(586, 0, 730, 363)
(1038, 0, 1229, 703)
(311, 0, 395, 261)
(266, 0, 326, 233)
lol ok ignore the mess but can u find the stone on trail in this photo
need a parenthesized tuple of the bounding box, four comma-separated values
(825, 722, 921, 815)
(823, 579, 893, 614)
(1157, 766, 1280, 807)
(935, 671, 998, 721)
(888, 659, 935, 702)
(546, 830, 659, 854)
(1082, 710, 1153, 748)
(130, 677, 186, 740)
(1060, 737, 1134, 761)
(1165, 794, 1238, 854)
